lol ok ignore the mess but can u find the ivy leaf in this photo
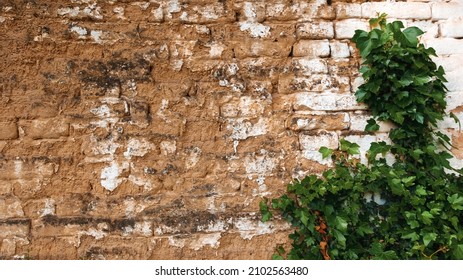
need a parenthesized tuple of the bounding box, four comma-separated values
(334, 216, 348, 232)
(402, 27, 424, 46)
(332, 229, 347, 247)
(259, 200, 273, 222)
(365, 118, 380, 132)
(448, 194, 463, 210)
(420, 211, 434, 225)
(340, 139, 360, 155)
(453, 245, 463, 260)
(423, 233, 437, 247)
(319, 147, 333, 159)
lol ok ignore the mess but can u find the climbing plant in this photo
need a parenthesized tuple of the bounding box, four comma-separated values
(260, 14, 463, 260)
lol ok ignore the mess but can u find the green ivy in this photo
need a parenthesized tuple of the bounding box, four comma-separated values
(260, 14, 463, 260)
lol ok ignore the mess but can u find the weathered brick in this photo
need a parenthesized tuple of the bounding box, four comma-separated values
(434, 54, 463, 72)
(0, 197, 25, 219)
(296, 22, 334, 39)
(432, 2, 463, 20)
(25, 118, 69, 140)
(233, 40, 293, 58)
(278, 75, 350, 94)
(335, 19, 370, 39)
(265, 2, 334, 21)
(349, 113, 395, 133)
(440, 18, 463, 38)
(335, 3, 362, 19)
(291, 58, 328, 75)
(344, 134, 379, 164)
(445, 71, 463, 92)
(445, 91, 463, 111)
(287, 113, 350, 131)
(293, 40, 330, 57)
(330, 41, 350, 58)
(362, 2, 431, 19)
(299, 131, 339, 151)
(294, 92, 367, 111)
(422, 38, 463, 55)
(0, 121, 18, 140)
(220, 96, 269, 118)
(0, 220, 30, 238)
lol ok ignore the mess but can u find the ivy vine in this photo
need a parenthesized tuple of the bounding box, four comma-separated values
(260, 14, 463, 260)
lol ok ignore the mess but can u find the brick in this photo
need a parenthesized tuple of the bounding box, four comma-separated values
(434, 54, 463, 72)
(422, 38, 463, 55)
(445, 91, 463, 111)
(349, 114, 395, 133)
(265, 2, 335, 21)
(296, 22, 334, 39)
(294, 92, 367, 111)
(344, 134, 379, 164)
(220, 96, 269, 118)
(26, 118, 69, 140)
(335, 19, 370, 39)
(287, 113, 350, 131)
(278, 75, 350, 94)
(0, 220, 30, 238)
(335, 3, 362, 19)
(291, 58, 328, 75)
(445, 71, 463, 92)
(362, 2, 431, 20)
(330, 41, 350, 58)
(0, 121, 18, 140)
(299, 131, 339, 151)
(432, 2, 463, 20)
(234, 40, 293, 58)
(440, 18, 463, 38)
(293, 40, 330, 57)
(0, 197, 25, 219)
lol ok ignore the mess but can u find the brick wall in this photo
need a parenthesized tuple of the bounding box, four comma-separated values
(0, 0, 462, 259)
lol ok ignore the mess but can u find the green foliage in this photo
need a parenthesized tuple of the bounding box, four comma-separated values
(260, 14, 463, 260)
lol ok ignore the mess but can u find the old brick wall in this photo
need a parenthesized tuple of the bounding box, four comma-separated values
(0, 0, 462, 259)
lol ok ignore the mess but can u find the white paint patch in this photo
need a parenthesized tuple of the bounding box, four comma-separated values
(171, 59, 184, 71)
(90, 30, 103, 44)
(134, 221, 153, 236)
(100, 161, 128, 191)
(14, 160, 22, 178)
(90, 104, 111, 118)
(244, 149, 277, 176)
(234, 218, 273, 240)
(123, 138, 153, 158)
(160, 140, 177, 155)
(128, 175, 153, 191)
(79, 223, 108, 240)
(227, 118, 268, 140)
(40, 198, 55, 217)
(113, 7, 126, 19)
(157, 99, 171, 122)
(168, 236, 186, 248)
(151, 6, 164, 21)
(189, 233, 221, 250)
(89, 135, 120, 156)
(0, 16, 6, 24)
(70, 26, 88, 38)
(209, 43, 224, 58)
(302, 150, 333, 166)
(185, 147, 202, 170)
(239, 2, 270, 38)
(200, 5, 220, 20)
(57, 7, 80, 17)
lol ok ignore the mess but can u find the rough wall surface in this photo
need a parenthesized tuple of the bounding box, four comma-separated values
(0, 0, 462, 259)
